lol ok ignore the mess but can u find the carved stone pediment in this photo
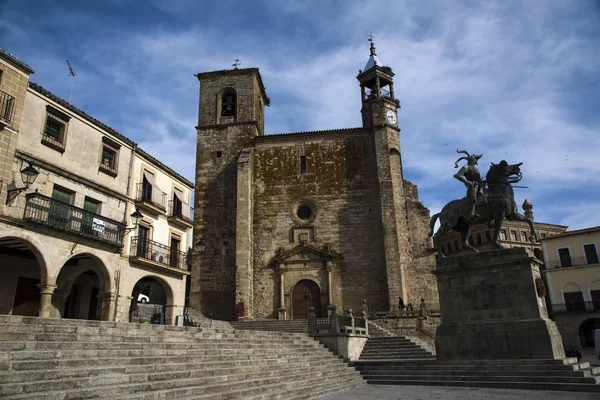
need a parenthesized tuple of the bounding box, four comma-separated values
(273, 243, 336, 267)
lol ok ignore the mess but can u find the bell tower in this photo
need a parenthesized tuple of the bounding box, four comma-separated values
(358, 40, 412, 310)
(191, 67, 269, 319)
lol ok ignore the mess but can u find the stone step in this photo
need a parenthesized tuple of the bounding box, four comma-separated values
(0, 339, 320, 352)
(3, 344, 325, 361)
(352, 363, 597, 373)
(357, 367, 599, 378)
(0, 357, 356, 396)
(360, 348, 432, 354)
(364, 379, 600, 393)
(9, 351, 340, 371)
(363, 373, 600, 384)
(352, 358, 582, 367)
(1, 356, 348, 384)
(1, 366, 364, 399)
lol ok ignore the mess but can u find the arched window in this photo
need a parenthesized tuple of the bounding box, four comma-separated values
(221, 89, 236, 117)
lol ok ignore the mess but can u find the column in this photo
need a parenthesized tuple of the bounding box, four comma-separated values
(326, 261, 333, 305)
(99, 292, 117, 322)
(277, 263, 287, 320)
(37, 284, 58, 318)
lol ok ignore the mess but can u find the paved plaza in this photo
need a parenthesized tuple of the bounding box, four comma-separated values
(317, 385, 599, 400)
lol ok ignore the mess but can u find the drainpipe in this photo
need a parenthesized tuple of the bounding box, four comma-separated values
(114, 143, 136, 322)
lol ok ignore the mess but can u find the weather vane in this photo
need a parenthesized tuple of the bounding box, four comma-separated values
(367, 32, 375, 43)
(232, 58, 241, 69)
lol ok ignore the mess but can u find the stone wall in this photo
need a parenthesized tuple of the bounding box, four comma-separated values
(252, 131, 388, 318)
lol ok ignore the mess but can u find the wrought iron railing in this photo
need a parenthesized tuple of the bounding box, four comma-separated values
(0, 90, 15, 122)
(135, 182, 166, 210)
(547, 255, 600, 269)
(130, 235, 188, 270)
(551, 301, 600, 313)
(168, 199, 192, 223)
(23, 193, 125, 246)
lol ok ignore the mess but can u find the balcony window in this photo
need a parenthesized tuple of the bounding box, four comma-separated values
(42, 106, 70, 153)
(500, 230, 507, 240)
(511, 230, 518, 241)
(142, 171, 154, 202)
(0, 89, 15, 122)
(170, 235, 181, 268)
(81, 197, 101, 235)
(558, 247, 572, 268)
(521, 231, 527, 242)
(130, 234, 188, 271)
(584, 243, 599, 265)
(51, 185, 74, 230)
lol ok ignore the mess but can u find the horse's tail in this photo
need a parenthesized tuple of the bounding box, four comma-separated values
(429, 213, 440, 237)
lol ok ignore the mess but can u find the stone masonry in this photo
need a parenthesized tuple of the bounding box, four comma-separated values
(192, 45, 438, 321)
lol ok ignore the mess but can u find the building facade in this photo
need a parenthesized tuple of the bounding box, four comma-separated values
(437, 199, 567, 259)
(541, 226, 600, 349)
(0, 49, 193, 324)
(191, 43, 438, 320)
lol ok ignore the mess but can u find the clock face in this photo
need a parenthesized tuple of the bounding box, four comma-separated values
(386, 110, 397, 124)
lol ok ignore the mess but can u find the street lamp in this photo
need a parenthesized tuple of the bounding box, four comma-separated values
(124, 208, 144, 235)
(195, 238, 206, 254)
(6, 162, 39, 205)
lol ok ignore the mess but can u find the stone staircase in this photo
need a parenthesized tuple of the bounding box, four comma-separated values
(229, 319, 308, 334)
(0, 315, 365, 399)
(350, 358, 600, 392)
(359, 336, 436, 361)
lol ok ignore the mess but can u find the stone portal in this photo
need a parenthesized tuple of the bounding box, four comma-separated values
(434, 248, 565, 360)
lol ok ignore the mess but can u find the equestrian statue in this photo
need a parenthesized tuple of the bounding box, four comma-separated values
(429, 149, 538, 257)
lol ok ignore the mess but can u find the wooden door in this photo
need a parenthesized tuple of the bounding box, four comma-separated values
(292, 280, 321, 319)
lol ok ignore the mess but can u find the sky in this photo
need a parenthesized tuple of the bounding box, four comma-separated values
(1, 0, 599, 230)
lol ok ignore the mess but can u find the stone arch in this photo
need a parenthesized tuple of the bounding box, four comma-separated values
(0, 235, 48, 316)
(0, 234, 48, 280)
(129, 274, 175, 324)
(578, 318, 600, 347)
(53, 253, 113, 320)
(217, 87, 238, 121)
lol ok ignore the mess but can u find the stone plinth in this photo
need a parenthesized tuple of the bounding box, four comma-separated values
(434, 248, 565, 360)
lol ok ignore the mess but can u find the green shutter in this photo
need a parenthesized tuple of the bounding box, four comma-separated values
(52, 187, 72, 204)
(83, 198, 99, 214)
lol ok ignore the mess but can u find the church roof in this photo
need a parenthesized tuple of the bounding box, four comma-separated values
(363, 41, 381, 72)
(258, 127, 367, 140)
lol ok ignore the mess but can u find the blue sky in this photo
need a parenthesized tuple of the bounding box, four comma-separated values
(1, 1, 599, 230)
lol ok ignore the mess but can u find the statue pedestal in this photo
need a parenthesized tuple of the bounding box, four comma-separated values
(434, 248, 565, 360)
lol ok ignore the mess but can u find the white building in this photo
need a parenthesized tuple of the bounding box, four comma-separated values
(0, 49, 193, 324)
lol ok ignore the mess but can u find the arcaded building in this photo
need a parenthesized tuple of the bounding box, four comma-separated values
(191, 43, 438, 320)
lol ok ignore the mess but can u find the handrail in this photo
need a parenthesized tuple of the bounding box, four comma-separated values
(130, 235, 188, 270)
(24, 193, 125, 246)
(0, 90, 15, 122)
(135, 182, 167, 210)
(168, 199, 192, 222)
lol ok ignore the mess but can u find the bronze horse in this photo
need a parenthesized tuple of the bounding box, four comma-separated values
(429, 161, 538, 256)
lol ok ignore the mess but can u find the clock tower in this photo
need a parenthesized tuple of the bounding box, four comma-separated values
(358, 40, 412, 309)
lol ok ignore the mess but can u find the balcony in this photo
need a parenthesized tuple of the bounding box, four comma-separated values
(168, 199, 193, 228)
(0, 90, 15, 124)
(129, 236, 189, 274)
(547, 255, 600, 269)
(23, 193, 125, 247)
(135, 182, 167, 214)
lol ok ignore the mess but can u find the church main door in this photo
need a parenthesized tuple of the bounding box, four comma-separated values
(292, 280, 321, 319)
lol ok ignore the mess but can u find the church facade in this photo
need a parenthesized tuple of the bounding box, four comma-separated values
(191, 43, 438, 320)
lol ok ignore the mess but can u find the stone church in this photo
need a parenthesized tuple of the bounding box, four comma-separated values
(190, 43, 438, 320)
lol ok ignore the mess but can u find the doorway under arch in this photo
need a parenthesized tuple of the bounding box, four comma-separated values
(292, 279, 322, 319)
(130, 277, 170, 324)
(0, 237, 45, 316)
(55, 254, 110, 320)
(579, 318, 600, 347)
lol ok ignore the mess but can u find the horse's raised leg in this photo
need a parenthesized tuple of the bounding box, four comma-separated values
(507, 211, 538, 243)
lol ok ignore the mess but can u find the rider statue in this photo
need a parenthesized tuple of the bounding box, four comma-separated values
(453, 149, 484, 221)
